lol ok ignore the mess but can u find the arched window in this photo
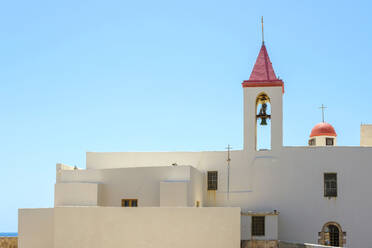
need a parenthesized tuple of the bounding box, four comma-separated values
(328, 225, 340, 246)
(319, 222, 345, 247)
(256, 93, 271, 150)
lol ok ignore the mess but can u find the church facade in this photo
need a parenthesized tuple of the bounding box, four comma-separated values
(18, 41, 372, 248)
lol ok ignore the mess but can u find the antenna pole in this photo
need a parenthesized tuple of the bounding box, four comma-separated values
(226, 144, 231, 200)
(261, 16, 264, 44)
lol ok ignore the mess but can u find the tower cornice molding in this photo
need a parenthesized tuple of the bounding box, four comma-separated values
(242, 80, 284, 93)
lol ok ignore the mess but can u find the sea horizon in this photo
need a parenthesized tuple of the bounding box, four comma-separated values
(0, 232, 17, 237)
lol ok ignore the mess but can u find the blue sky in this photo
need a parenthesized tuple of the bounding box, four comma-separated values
(1, 0, 372, 231)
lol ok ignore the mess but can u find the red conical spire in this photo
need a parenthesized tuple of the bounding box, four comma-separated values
(242, 43, 284, 93)
(248, 43, 278, 81)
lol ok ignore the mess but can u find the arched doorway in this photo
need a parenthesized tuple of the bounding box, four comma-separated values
(319, 222, 345, 247)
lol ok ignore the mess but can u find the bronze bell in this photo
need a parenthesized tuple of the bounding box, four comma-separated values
(260, 117, 268, 126)
(257, 103, 270, 126)
(259, 103, 268, 116)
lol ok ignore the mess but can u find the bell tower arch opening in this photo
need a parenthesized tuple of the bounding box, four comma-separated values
(256, 93, 271, 150)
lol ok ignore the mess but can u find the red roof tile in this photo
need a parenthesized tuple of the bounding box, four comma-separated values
(310, 122, 337, 137)
(248, 43, 278, 81)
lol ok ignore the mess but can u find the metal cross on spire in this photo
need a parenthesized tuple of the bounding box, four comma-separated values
(261, 16, 264, 44)
(319, 104, 327, 123)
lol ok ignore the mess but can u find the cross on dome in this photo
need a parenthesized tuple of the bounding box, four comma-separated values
(319, 104, 327, 123)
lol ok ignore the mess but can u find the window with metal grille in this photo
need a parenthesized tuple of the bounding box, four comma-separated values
(309, 138, 316, 146)
(121, 199, 138, 207)
(324, 173, 337, 197)
(207, 171, 218, 190)
(326, 138, 334, 146)
(328, 224, 340, 247)
(252, 216, 265, 236)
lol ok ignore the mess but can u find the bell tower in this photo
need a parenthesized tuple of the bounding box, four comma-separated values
(242, 42, 284, 152)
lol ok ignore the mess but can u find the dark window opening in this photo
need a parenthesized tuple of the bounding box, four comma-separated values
(324, 173, 337, 197)
(326, 138, 334, 146)
(252, 216, 265, 236)
(207, 171, 218, 190)
(328, 224, 340, 246)
(121, 199, 138, 207)
(309, 138, 316, 146)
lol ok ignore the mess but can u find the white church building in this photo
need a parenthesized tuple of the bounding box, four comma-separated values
(18, 40, 372, 248)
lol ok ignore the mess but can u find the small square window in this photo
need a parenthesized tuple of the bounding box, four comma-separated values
(326, 138, 334, 146)
(121, 199, 138, 207)
(309, 138, 316, 146)
(324, 173, 337, 197)
(207, 171, 218, 191)
(252, 216, 265, 236)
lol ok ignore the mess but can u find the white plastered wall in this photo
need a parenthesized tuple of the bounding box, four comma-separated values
(82, 146, 372, 247)
(63, 142, 372, 248)
(360, 124, 372, 146)
(188, 166, 203, 207)
(54, 183, 100, 206)
(199, 146, 372, 248)
(18, 208, 54, 248)
(53, 207, 240, 248)
(57, 165, 203, 207)
(86, 151, 203, 169)
(18, 207, 240, 248)
(160, 181, 188, 206)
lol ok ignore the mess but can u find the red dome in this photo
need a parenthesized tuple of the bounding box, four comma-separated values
(310, 122, 337, 137)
